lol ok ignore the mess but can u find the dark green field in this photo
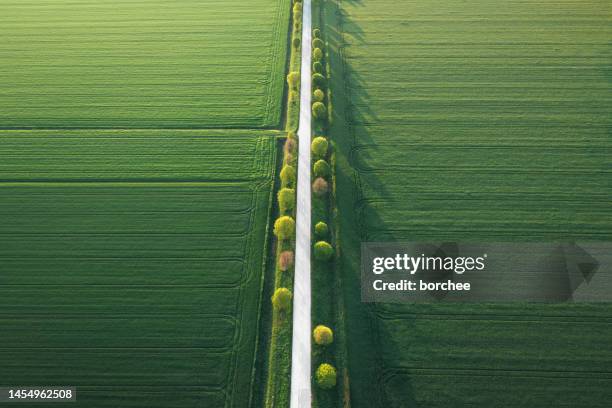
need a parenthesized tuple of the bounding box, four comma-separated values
(0, 131, 276, 407)
(323, 0, 612, 406)
(0, 0, 289, 406)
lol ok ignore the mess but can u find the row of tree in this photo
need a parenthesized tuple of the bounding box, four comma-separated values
(310, 27, 338, 391)
(270, 0, 305, 315)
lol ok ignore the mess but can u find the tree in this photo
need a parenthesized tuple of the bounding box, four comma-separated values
(278, 187, 295, 214)
(313, 89, 325, 102)
(278, 250, 294, 271)
(312, 102, 327, 120)
(313, 48, 323, 61)
(284, 137, 297, 156)
(312, 177, 329, 196)
(287, 72, 300, 89)
(315, 221, 329, 237)
(315, 363, 337, 389)
(314, 240, 333, 261)
(285, 152, 295, 165)
(313, 159, 330, 178)
(311, 137, 328, 158)
(313, 38, 324, 50)
(293, 2, 302, 13)
(313, 325, 334, 345)
(272, 287, 292, 310)
(280, 165, 296, 187)
(274, 216, 295, 240)
(313, 61, 323, 74)
(312, 73, 326, 89)
(293, 37, 301, 48)
(313, 28, 321, 38)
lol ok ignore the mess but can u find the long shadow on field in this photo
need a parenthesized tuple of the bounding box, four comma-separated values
(323, 1, 402, 407)
(329, 3, 393, 242)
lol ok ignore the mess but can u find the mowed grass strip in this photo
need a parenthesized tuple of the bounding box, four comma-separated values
(0, 130, 277, 181)
(0, 0, 289, 129)
(0, 184, 254, 235)
(330, 0, 612, 407)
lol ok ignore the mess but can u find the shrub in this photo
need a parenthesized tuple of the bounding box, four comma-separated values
(314, 240, 333, 261)
(293, 2, 302, 13)
(278, 188, 295, 214)
(289, 90, 298, 103)
(278, 250, 294, 271)
(313, 61, 323, 74)
(313, 48, 323, 61)
(311, 137, 328, 158)
(294, 9, 302, 19)
(313, 28, 321, 38)
(313, 159, 330, 178)
(284, 137, 297, 155)
(313, 178, 329, 196)
(312, 102, 327, 120)
(313, 325, 334, 345)
(312, 73, 326, 89)
(285, 152, 295, 165)
(315, 363, 337, 389)
(274, 216, 295, 240)
(272, 287, 292, 310)
(313, 38, 324, 49)
(287, 72, 300, 89)
(315, 221, 329, 237)
(280, 165, 296, 187)
(293, 37, 301, 48)
(313, 89, 325, 102)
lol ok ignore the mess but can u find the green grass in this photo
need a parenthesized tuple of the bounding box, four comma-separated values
(0, 131, 276, 407)
(324, 0, 612, 406)
(0, 0, 292, 404)
(0, 0, 289, 129)
(0, 129, 277, 181)
(262, 1, 304, 404)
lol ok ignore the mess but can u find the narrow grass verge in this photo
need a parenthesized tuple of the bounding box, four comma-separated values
(263, 0, 304, 405)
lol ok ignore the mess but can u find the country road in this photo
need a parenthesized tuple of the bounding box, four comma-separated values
(290, 0, 312, 406)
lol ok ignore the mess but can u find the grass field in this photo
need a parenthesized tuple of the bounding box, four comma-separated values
(0, 0, 289, 129)
(0, 0, 289, 406)
(0, 131, 276, 407)
(324, 0, 612, 406)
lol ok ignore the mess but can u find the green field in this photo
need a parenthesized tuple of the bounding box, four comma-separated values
(0, 0, 289, 129)
(324, 0, 612, 406)
(0, 0, 289, 406)
(0, 131, 276, 407)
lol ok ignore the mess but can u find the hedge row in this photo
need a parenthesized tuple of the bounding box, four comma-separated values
(285, 0, 304, 131)
(263, 1, 304, 407)
(309, 24, 340, 399)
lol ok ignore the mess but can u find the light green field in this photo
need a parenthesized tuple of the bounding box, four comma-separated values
(0, 0, 289, 128)
(0, 0, 288, 406)
(324, 0, 612, 406)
